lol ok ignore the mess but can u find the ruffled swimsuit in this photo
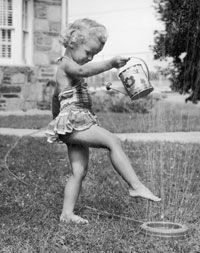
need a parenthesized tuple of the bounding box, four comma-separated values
(45, 59, 98, 143)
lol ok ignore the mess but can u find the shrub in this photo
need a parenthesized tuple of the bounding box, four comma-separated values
(91, 90, 163, 113)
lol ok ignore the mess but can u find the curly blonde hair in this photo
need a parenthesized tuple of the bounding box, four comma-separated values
(59, 18, 108, 48)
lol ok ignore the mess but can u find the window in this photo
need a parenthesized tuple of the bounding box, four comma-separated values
(0, 0, 13, 58)
(0, 0, 33, 65)
(22, 0, 29, 63)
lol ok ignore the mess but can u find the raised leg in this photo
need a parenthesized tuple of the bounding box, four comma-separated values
(59, 125, 161, 202)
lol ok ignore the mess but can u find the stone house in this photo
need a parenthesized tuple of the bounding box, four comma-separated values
(0, 0, 68, 111)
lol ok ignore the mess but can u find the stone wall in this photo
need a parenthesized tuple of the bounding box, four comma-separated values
(0, 0, 62, 111)
(32, 0, 62, 109)
(0, 65, 58, 111)
(34, 0, 62, 65)
(0, 66, 36, 110)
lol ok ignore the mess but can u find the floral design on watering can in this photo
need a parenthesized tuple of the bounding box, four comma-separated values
(120, 75, 135, 88)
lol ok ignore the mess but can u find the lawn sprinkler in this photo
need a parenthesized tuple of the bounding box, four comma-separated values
(139, 221, 190, 239)
(106, 57, 154, 101)
(84, 205, 190, 239)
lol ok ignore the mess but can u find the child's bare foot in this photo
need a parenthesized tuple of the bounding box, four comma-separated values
(60, 213, 89, 224)
(129, 185, 161, 202)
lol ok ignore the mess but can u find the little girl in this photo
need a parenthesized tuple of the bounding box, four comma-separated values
(45, 18, 161, 224)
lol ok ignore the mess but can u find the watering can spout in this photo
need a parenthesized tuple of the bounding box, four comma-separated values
(105, 82, 127, 95)
(105, 82, 112, 90)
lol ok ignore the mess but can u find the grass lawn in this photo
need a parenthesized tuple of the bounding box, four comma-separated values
(1, 97, 200, 133)
(0, 136, 199, 252)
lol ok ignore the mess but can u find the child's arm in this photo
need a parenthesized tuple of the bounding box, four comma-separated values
(60, 56, 130, 78)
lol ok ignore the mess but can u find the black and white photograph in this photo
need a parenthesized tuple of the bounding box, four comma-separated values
(0, 0, 200, 252)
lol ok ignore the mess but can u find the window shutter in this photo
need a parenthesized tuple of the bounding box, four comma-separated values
(0, 0, 13, 58)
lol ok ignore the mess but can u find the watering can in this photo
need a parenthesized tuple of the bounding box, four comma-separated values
(106, 57, 154, 100)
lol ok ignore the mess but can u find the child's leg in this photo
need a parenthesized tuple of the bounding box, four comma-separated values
(60, 125, 160, 202)
(60, 143, 89, 224)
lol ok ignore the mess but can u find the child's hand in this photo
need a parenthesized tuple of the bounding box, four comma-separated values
(111, 56, 130, 69)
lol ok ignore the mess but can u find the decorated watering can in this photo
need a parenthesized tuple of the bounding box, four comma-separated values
(106, 57, 154, 100)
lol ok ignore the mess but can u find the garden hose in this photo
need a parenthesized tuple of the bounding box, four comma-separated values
(2, 128, 46, 187)
(1, 128, 190, 238)
(1, 128, 147, 225)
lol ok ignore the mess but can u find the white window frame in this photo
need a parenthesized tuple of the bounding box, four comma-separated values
(0, 0, 33, 66)
(22, 0, 30, 64)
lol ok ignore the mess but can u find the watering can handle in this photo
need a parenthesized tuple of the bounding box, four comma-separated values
(130, 56, 150, 81)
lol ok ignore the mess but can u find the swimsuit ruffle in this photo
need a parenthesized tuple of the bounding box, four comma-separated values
(45, 104, 98, 143)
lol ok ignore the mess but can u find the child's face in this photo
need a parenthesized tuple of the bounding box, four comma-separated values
(70, 39, 103, 65)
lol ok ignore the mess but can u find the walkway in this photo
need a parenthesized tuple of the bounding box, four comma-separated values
(0, 128, 200, 143)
